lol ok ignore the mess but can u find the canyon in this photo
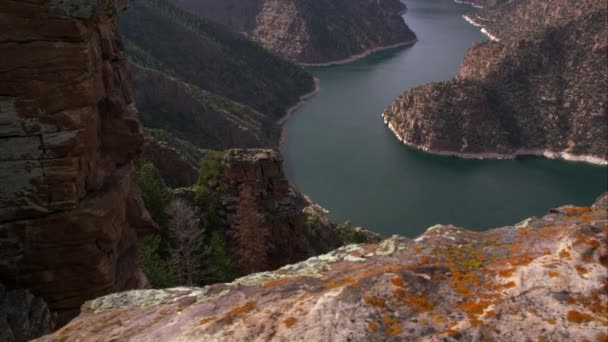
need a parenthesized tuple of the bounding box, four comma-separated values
(0, 0, 606, 340)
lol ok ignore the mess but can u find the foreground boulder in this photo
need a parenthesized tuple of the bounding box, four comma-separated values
(40, 194, 608, 341)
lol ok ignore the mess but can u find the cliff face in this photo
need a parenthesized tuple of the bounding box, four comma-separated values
(0, 0, 156, 323)
(170, 0, 417, 64)
(383, 0, 607, 164)
(40, 194, 608, 341)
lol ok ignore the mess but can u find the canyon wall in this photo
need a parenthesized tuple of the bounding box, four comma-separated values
(0, 0, 156, 323)
(170, 0, 417, 64)
(383, 0, 607, 164)
(39, 194, 608, 341)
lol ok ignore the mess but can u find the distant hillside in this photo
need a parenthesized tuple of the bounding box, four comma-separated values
(383, 0, 607, 164)
(169, 0, 417, 64)
(119, 0, 315, 150)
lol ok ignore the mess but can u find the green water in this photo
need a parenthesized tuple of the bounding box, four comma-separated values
(281, 0, 607, 237)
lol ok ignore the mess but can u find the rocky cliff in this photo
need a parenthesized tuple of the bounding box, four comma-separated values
(170, 0, 417, 65)
(0, 0, 156, 324)
(383, 0, 608, 164)
(146, 149, 380, 285)
(40, 194, 608, 341)
(214, 149, 380, 274)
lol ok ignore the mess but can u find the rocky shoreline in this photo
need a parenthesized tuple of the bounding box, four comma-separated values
(462, 14, 500, 41)
(382, 113, 608, 166)
(277, 78, 321, 126)
(298, 39, 418, 67)
(454, 0, 485, 9)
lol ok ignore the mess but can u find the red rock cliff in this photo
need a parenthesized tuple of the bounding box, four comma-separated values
(0, 0, 156, 323)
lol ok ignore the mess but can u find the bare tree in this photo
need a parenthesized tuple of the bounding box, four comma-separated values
(168, 199, 204, 286)
(230, 185, 271, 274)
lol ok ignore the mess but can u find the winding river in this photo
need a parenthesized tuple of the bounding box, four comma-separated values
(281, 0, 607, 237)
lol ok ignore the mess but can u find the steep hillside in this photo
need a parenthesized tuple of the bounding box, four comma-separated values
(170, 0, 417, 64)
(383, 0, 608, 164)
(40, 194, 608, 341)
(130, 65, 277, 150)
(119, 0, 315, 149)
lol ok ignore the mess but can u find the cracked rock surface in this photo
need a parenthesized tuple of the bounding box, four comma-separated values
(40, 194, 607, 341)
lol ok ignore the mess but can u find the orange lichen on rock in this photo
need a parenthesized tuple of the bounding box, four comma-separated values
(564, 207, 593, 214)
(199, 317, 216, 325)
(364, 295, 386, 308)
(394, 289, 434, 312)
(576, 235, 601, 249)
(367, 321, 379, 332)
(263, 276, 304, 287)
(567, 310, 594, 324)
(221, 301, 256, 324)
(448, 270, 481, 297)
(383, 315, 402, 336)
(542, 318, 556, 325)
(547, 271, 560, 278)
(576, 266, 590, 275)
(582, 255, 595, 263)
(324, 264, 403, 289)
(498, 268, 516, 277)
(458, 300, 491, 319)
(391, 275, 405, 287)
(504, 253, 533, 266)
(559, 249, 571, 258)
(283, 317, 297, 328)
(494, 281, 516, 290)
(441, 328, 462, 338)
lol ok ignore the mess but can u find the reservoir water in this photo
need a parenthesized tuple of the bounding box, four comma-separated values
(281, 0, 607, 237)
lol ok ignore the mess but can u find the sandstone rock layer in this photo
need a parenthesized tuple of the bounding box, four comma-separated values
(40, 194, 608, 341)
(0, 0, 156, 323)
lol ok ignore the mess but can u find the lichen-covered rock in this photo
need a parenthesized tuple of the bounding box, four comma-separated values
(38, 194, 608, 341)
(0, 0, 156, 324)
(382, 0, 608, 164)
